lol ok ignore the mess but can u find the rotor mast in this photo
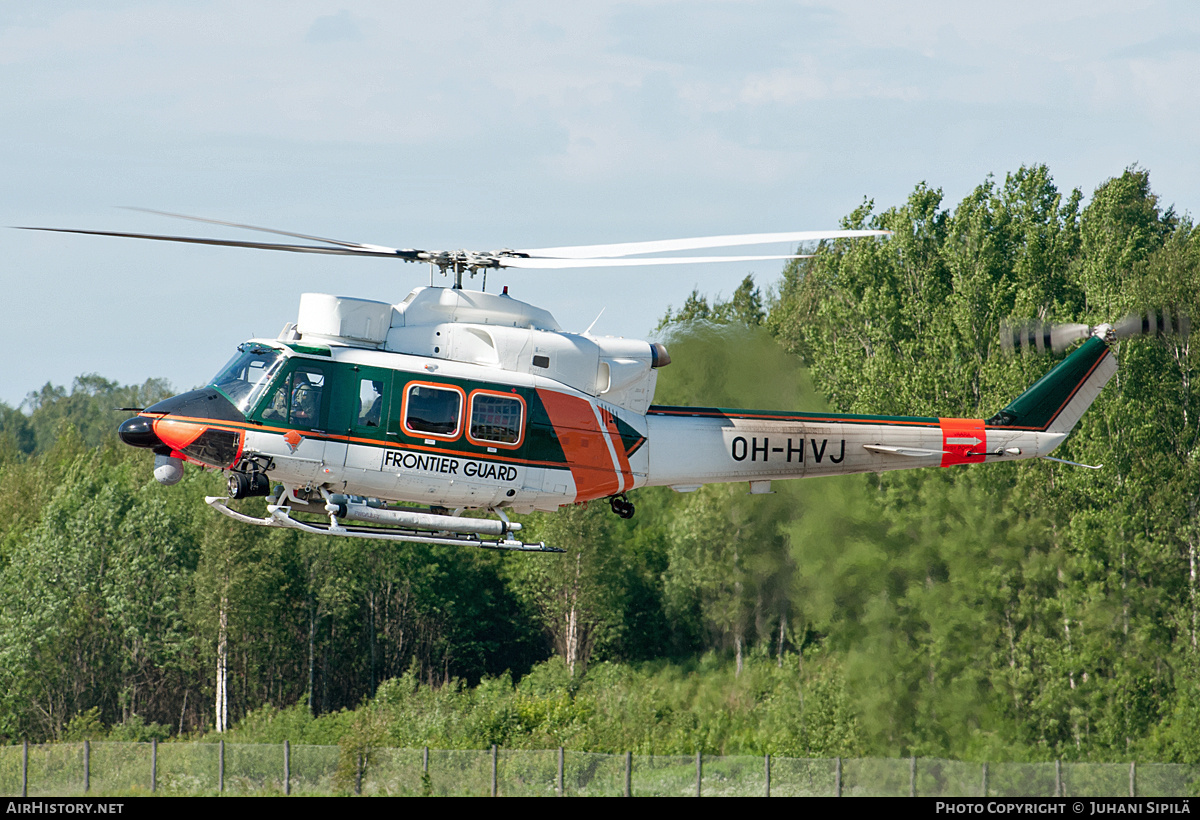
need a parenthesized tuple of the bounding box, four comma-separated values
(423, 250, 517, 290)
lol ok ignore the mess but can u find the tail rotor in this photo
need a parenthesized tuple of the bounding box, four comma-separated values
(1109, 308, 1191, 343)
(1002, 308, 1189, 354)
(1001, 320, 1091, 354)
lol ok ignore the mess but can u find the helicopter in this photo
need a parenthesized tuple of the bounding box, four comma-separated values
(22, 211, 1182, 553)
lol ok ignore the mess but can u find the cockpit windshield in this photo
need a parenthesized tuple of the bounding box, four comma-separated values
(210, 343, 286, 415)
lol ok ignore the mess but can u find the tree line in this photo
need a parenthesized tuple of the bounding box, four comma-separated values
(2, 165, 1198, 764)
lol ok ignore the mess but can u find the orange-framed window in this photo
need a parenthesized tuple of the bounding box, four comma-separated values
(466, 390, 526, 449)
(401, 382, 465, 440)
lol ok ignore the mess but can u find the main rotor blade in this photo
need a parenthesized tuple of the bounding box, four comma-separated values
(516, 229, 891, 260)
(17, 227, 415, 258)
(121, 207, 398, 252)
(499, 253, 813, 269)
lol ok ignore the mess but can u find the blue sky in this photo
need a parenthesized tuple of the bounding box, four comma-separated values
(3, 1, 1198, 406)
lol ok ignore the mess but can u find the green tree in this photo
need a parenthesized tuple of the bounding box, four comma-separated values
(657, 275, 765, 330)
(763, 165, 1199, 761)
(0, 444, 198, 739)
(507, 504, 630, 676)
(22, 375, 172, 454)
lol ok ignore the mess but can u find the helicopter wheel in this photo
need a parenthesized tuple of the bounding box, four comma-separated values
(609, 494, 635, 519)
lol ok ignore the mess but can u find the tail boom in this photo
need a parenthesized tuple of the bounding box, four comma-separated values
(644, 409, 1066, 489)
(644, 337, 1116, 489)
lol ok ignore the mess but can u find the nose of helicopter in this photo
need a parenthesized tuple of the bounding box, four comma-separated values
(116, 387, 247, 469)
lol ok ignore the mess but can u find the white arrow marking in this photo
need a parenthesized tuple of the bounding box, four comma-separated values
(946, 436, 982, 446)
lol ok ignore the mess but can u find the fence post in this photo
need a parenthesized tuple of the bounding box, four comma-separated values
(491, 744, 497, 797)
(1130, 761, 1136, 798)
(834, 756, 842, 797)
(624, 751, 632, 797)
(1055, 759, 1062, 797)
(982, 761, 988, 798)
(557, 747, 564, 797)
(696, 750, 702, 797)
(151, 738, 157, 793)
(283, 740, 290, 796)
(21, 740, 27, 798)
(765, 753, 770, 798)
(84, 740, 90, 793)
(909, 755, 916, 797)
(219, 739, 225, 793)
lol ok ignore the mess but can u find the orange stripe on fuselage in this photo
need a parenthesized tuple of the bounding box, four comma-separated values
(537, 389, 621, 503)
(149, 413, 568, 469)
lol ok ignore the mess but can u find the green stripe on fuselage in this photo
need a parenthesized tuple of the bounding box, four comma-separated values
(647, 406, 940, 426)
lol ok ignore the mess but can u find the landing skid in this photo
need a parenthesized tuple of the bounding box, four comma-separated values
(205, 497, 562, 553)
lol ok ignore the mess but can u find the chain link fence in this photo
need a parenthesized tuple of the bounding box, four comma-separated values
(0, 742, 1196, 797)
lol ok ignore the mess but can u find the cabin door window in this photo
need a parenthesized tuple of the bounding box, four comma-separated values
(467, 392, 525, 448)
(402, 382, 464, 440)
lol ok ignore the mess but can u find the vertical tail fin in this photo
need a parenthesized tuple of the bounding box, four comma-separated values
(987, 337, 1117, 434)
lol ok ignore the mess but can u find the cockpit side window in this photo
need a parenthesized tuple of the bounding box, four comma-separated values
(254, 361, 329, 429)
(289, 367, 325, 427)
